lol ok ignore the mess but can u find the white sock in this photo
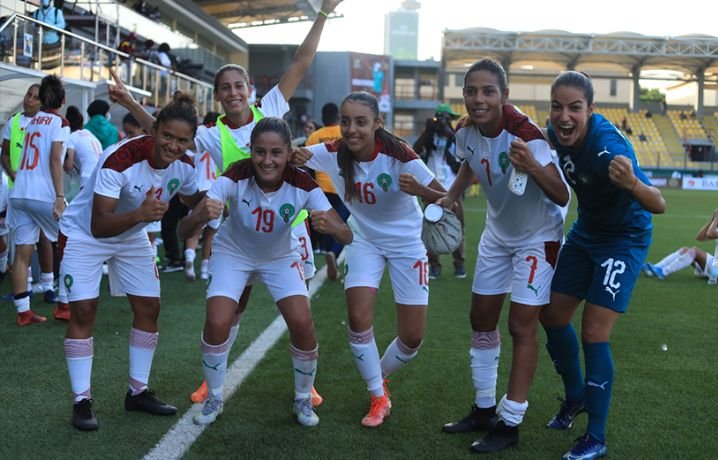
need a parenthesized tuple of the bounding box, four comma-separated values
(497, 394, 528, 427)
(470, 329, 501, 408)
(14, 295, 30, 314)
(128, 328, 158, 395)
(655, 249, 682, 269)
(380, 337, 420, 378)
(227, 317, 240, 351)
(662, 248, 695, 276)
(184, 248, 196, 263)
(65, 337, 93, 402)
(27, 267, 33, 291)
(200, 335, 230, 400)
(201, 259, 209, 273)
(291, 344, 318, 400)
(40, 272, 54, 291)
(348, 327, 384, 397)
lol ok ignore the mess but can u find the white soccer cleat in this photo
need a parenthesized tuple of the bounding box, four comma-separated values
(294, 398, 319, 427)
(193, 397, 223, 426)
(184, 259, 196, 282)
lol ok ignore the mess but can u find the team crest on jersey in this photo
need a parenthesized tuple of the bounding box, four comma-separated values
(498, 152, 510, 174)
(377, 173, 392, 192)
(64, 274, 73, 292)
(167, 178, 180, 195)
(279, 204, 295, 223)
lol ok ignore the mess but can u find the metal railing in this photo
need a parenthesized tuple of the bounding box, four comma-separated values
(0, 13, 215, 114)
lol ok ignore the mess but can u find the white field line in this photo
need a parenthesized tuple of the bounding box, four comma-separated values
(144, 257, 337, 460)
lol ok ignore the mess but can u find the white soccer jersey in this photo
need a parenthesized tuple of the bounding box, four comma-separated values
(67, 129, 102, 187)
(11, 109, 69, 202)
(305, 140, 434, 249)
(193, 149, 218, 192)
(60, 135, 198, 243)
(194, 85, 289, 168)
(1, 113, 33, 141)
(209, 159, 330, 261)
(455, 105, 564, 246)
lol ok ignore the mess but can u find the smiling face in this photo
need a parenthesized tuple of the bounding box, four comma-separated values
(251, 131, 290, 191)
(550, 84, 594, 148)
(463, 69, 508, 136)
(214, 69, 251, 119)
(340, 100, 381, 159)
(151, 119, 194, 168)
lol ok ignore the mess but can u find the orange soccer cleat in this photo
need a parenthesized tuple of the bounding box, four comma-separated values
(190, 380, 209, 403)
(54, 303, 71, 321)
(17, 310, 48, 326)
(360, 394, 392, 428)
(310, 386, 323, 407)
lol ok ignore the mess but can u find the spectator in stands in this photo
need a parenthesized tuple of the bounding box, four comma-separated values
(84, 99, 119, 149)
(412, 103, 466, 279)
(645, 110, 652, 118)
(155, 43, 173, 72)
(303, 119, 319, 139)
(638, 132, 647, 142)
(32, 0, 66, 46)
(137, 39, 157, 62)
(118, 32, 137, 57)
(620, 117, 632, 135)
(305, 102, 350, 281)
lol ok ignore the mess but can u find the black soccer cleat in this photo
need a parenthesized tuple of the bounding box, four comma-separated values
(470, 419, 519, 453)
(442, 405, 496, 433)
(125, 389, 177, 416)
(72, 398, 99, 431)
(547, 398, 586, 430)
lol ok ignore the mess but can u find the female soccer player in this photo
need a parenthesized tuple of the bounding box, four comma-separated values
(293, 91, 446, 428)
(541, 71, 665, 460)
(9, 75, 69, 326)
(64, 106, 103, 188)
(438, 58, 569, 454)
(109, 0, 342, 404)
(60, 92, 204, 431)
(181, 117, 351, 427)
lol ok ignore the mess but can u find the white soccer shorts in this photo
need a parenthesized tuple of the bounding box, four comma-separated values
(9, 198, 59, 244)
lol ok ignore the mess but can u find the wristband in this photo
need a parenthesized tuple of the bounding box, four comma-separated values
(56, 195, 64, 198)
(318, 9, 329, 17)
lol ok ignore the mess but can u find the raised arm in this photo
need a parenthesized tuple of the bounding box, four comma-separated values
(696, 209, 718, 241)
(608, 155, 666, 214)
(277, 0, 343, 100)
(107, 68, 156, 133)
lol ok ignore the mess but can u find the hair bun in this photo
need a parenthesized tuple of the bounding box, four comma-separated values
(172, 91, 195, 106)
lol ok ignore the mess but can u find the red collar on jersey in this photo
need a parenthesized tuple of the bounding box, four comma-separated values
(368, 139, 382, 161)
(220, 111, 254, 129)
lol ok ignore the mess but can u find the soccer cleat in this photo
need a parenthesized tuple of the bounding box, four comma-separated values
(43, 289, 58, 304)
(547, 398, 586, 430)
(124, 389, 177, 415)
(642, 263, 654, 277)
(310, 386, 323, 407)
(200, 267, 209, 281)
(562, 433, 608, 460)
(442, 405, 496, 433)
(470, 419, 519, 453)
(646, 263, 665, 280)
(360, 394, 391, 427)
(17, 310, 47, 326)
(294, 397, 320, 427)
(54, 302, 71, 321)
(184, 259, 196, 282)
(454, 265, 467, 279)
(102, 263, 109, 276)
(429, 266, 441, 280)
(193, 397, 223, 426)
(382, 379, 391, 399)
(160, 261, 183, 273)
(190, 380, 209, 403)
(72, 399, 99, 431)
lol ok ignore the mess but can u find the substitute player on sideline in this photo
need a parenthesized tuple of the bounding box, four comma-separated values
(60, 93, 205, 431)
(541, 71, 665, 460)
(294, 91, 446, 428)
(439, 58, 568, 454)
(181, 117, 351, 427)
(9, 75, 69, 326)
(108, 0, 343, 406)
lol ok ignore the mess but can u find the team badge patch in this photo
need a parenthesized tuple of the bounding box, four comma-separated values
(167, 178, 180, 195)
(498, 152, 510, 174)
(64, 274, 73, 292)
(377, 173, 392, 192)
(279, 204, 296, 223)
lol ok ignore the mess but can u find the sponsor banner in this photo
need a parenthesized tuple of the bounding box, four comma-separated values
(350, 52, 392, 114)
(682, 177, 718, 191)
